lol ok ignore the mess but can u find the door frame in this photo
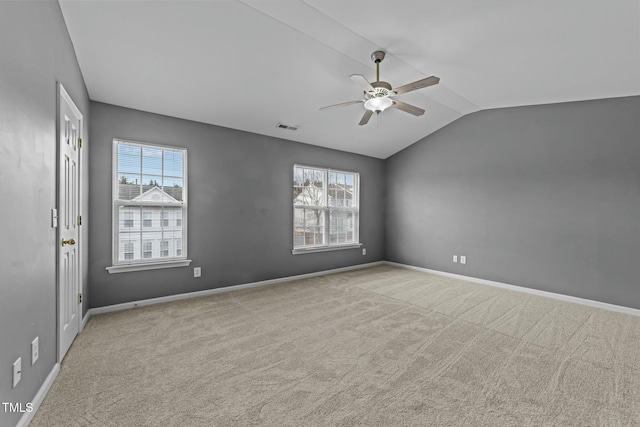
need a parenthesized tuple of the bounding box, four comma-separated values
(56, 83, 84, 362)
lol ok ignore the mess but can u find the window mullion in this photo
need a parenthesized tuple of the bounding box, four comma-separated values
(139, 146, 143, 197)
(303, 207, 307, 244)
(161, 207, 165, 257)
(323, 170, 329, 245)
(138, 207, 143, 259)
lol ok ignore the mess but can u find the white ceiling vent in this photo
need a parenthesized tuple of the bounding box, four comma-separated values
(277, 122, 299, 131)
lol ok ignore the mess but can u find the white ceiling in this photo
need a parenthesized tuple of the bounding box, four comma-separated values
(59, 0, 640, 159)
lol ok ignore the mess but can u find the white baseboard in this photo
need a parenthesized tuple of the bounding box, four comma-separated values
(89, 261, 385, 317)
(81, 310, 91, 331)
(385, 261, 640, 317)
(15, 363, 60, 427)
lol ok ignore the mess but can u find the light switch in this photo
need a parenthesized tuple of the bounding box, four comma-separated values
(13, 358, 21, 388)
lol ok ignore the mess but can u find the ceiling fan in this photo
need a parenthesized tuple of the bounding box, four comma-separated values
(320, 51, 440, 125)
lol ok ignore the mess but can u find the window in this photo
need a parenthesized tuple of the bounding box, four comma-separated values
(124, 242, 134, 260)
(143, 211, 152, 227)
(143, 240, 153, 259)
(176, 239, 182, 256)
(107, 139, 190, 273)
(123, 211, 134, 228)
(293, 165, 360, 253)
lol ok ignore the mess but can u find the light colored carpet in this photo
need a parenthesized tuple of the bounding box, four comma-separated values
(31, 265, 640, 426)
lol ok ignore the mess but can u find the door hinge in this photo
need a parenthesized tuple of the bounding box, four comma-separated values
(78, 293, 82, 304)
(77, 215, 82, 226)
(78, 138, 83, 148)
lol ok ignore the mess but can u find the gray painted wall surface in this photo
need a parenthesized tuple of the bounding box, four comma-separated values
(386, 96, 640, 309)
(89, 102, 385, 308)
(0, 2, 90, 426)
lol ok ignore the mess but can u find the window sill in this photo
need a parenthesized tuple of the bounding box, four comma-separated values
(106, 259, 192, 274)
(291, 243, 362, 255)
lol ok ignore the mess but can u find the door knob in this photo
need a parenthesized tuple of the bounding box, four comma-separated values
(61, 238, 76, 246)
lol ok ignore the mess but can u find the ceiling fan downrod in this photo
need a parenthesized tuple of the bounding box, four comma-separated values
(371, 50, 385, 82)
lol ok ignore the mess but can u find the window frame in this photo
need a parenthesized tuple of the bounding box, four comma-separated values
(292, 164, 362, 255)
(107, 138, 191, 274)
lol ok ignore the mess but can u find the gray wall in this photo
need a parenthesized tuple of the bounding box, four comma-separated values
(386, 96, 640, 309)
(89, 102, 385, 308)
(0, 2, 90, 426)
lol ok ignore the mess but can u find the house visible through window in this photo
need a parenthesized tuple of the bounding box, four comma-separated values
(293, 165, 360, 253)
(110, 139, 188, 269)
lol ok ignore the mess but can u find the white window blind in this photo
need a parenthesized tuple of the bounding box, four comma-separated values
(110, 139, 188, 269)
(293, 165, 360, 253)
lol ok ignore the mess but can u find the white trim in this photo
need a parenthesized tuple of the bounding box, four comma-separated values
(385, 261, 640, 317)
(57, 82, 84, 362)
(92, 261, 384, 315)
(60, 83, 85, 339)
(292, 164, 360, 253)
(81, 309, 91, 332)
(111, 138, 188, 268)
(292, 243, 363, 255)
(59, 85, 83, 121)
(16, 363, 60, 427)
(106, 259, 192, 274)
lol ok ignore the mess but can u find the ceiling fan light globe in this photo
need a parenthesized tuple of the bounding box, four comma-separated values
(364, 97, 393, 112)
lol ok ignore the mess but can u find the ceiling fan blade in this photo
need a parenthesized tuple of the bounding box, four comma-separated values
(319, 100, 363, 111)
(391, 100, 425, 116)
(393, 76, 440, 95)
(350, 74, 375, 92)
(358, 109, 374, 126)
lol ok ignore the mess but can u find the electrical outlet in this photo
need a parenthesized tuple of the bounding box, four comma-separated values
(194, 267, 201, 278)
(32, 337, 39, 365)
(13, 358, 21, 388)
(453, 255, 458, 263)
(362, 248, 366, 256)
(460, 256, 467, 265)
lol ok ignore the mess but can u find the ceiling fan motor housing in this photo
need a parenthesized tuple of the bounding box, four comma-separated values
(371, 81, 392, 94)
(371, 50, 386, 63)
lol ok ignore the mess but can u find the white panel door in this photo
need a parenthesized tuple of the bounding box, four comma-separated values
(58, 84, 83, 361)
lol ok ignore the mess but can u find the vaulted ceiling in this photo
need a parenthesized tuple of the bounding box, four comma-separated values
(59, 0, 640, 159)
